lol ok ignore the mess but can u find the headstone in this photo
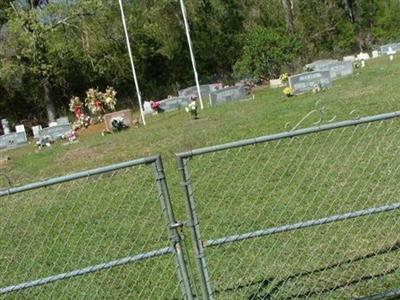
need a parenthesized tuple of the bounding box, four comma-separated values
(32, 125, 42, 139)
(56, 117, 69, 125)
(178, 83, 223, 98)
(372, 50, 380, 58)
(103, 109, 133, 132)
(288, 71, 332, 95)
(143, 101, 153, 115)
(356, 52, 370, 61)
(305, 59, 338, 71)
(39, 124, 71, 140)
(15, 124, 27, 141)
(0, 132, 28, 150)
(313, 61, 353, 80)
(158, 96, 191, 112)
(343, 55, 356, 62)
(1, 119, 10, 135)
(270, 79, 285, 88)
(209, 86, 249, 106)
(49, 122, 58, 127)
(381, 43, 400, 55)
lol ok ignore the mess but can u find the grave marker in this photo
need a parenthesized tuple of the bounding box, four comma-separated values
(32, 125, 42, 139)
(56, 117, 69, 125)
(289, 71, 331, 95)
(0, 132, 28, 150)
(39, 124, 71, 140)
(343, 55, 356, 62)
(305, 59, 338, 71)
(381, 43, 400, 55)
(314, 61, 353, 80)
(103, 109, 134, 131)
(159, 96, 192, 112)
(209, 86, 249, 106)
(178, 83, 222, 97)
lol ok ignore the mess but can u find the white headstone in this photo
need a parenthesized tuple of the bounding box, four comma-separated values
(49, 122, 58, 127)
(372, 50, 380, 58)
(343, 55, 356, 62)
(32, 125, 42, 139)
(269, 79, 285, 88)
(357, 52, 370, 61)
(143, 101, 153, 115)
(1, 119, 10, 135)
(15, 125, 25, 133)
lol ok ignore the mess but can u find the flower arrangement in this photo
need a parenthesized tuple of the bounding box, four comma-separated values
(312, 83, 322, 94)
(85, 88, 105, 117)
(69, 96, 83, 119)
(185, 96, 198, 119)
(283, 86, 294, 97)
(279, 73, 289, 83)
(72, 114, 91, 130)
(103, 86, 117, 111)
(62, 130, 77, 142)
(84, 86, 118, 122)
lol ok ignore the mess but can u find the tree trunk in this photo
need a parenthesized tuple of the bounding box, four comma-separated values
(43, 77, 56, 123)
(281, 0, 294, 32)
(343, 0, 355, 23)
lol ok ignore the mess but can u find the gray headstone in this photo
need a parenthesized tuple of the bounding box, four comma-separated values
(56, 117, 69, 125)
(305, 59, 338, 71)
(0, 132, 28, 150)
(178, 83, 222, 97)
(159, 96, 192, 112)
(209, 86, 248, 107)
(289, 71, 332, 95)
(381, 43, 400, 55)
(315, 61, 353, 80)
(39, 124, 71, 140)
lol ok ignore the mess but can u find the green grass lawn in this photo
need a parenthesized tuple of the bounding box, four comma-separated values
(1, 55, 400, 299)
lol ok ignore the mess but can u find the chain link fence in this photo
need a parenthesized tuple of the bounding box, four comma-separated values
(1, 111, 400, 299)
(0, 156, 193, 299)
(177, 111, 400, 299)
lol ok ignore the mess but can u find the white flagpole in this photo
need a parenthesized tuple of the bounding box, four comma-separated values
(118, 0, 146, 125)
(179, 0, 204, 110)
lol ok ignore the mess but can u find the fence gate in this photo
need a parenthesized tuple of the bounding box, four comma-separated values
(177, 111, 400, 300)
(0, 155, 194, 299)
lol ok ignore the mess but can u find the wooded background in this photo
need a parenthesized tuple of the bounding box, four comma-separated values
(0, 0, 399, 124)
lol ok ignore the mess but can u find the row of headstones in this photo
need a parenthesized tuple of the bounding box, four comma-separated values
(0, 117, 72, 150)
(144, 83, 251, 114)
(287, 42, 400, 95)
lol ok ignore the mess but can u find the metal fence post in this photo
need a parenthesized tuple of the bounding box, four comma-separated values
(153, 156, 194, 300)
(177, 156, 213, 300)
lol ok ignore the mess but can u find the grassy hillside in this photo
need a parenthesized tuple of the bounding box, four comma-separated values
(0, 55, 400, 299)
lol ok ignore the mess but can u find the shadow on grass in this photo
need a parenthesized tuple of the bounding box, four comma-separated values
(213, 241, 400, 299)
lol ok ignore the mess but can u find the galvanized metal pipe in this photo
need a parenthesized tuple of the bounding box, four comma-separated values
(154, 156, 194, 300)
(203, 202, 400, 248)
(0, 156, 158, 197)
(177, 111, 400, 158)
(0, 246, 173, 294)
(177, 157, 213, 300)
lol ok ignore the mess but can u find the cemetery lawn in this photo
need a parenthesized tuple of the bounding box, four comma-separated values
(1, 55, 400, 299)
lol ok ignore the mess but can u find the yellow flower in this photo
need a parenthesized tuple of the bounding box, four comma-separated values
(283, 87, 293, 97)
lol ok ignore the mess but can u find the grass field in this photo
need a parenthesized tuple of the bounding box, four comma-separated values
(1, 55, 400, 299)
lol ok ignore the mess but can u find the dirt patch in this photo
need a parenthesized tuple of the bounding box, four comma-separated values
(77, 123, 106, 138)
(56, 147, 100, 165)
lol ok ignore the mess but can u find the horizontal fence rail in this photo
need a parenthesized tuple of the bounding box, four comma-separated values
(0, 155, 193, 299)
(177, 111, 400, 299)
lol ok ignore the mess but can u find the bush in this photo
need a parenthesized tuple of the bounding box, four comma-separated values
(233, 26, 300, 81)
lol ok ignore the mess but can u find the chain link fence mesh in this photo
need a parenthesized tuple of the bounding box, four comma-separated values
(178, 114, 400, 299)
(0, 157, 187, 299)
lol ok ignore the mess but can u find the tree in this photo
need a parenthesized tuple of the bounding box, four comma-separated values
(233, 26, 300, 80)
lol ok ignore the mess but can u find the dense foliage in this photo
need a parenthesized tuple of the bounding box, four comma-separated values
(0, 0, 399, 124)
